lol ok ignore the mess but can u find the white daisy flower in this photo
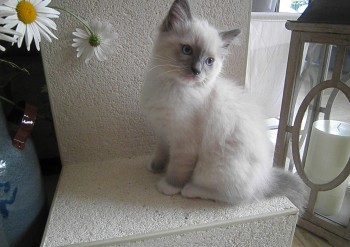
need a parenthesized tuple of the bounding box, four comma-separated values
(72, 20, 117, 64)
(0, 0, 60, 51)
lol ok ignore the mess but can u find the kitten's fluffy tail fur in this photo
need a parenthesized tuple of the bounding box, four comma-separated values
(265, 168, 307, 213)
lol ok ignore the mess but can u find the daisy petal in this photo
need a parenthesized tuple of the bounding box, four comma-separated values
(39, 0, 52, 7)
(0, 5, 14, 14)
(2, 0, 17, 8)
(95, 46, 108, 61)
(16, 22, 26, 48)
(35, 19, 57, 39)
(0, 25, 20, 35)
(0, 33, 17, 42)
(25, 24, 34, 50)
(76, 46, 86, 58)
(37, 7, 60, 17)
(31, 0, 42, 6)
(85, 50, 94, 64)
(36, 16, 57, 30)
(3, 14, 18, 20)
(30, 23, 41, 50)
(73, 30, 89, 39)
(3, 21, 18, 29)
(37, 24, 52, 42)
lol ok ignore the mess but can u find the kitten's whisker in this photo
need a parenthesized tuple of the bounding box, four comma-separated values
(199, 78, 208, 87)
(217, 71, 225, 78)
(152, 55, 178, 63)
(148, 64, 185, 73)
(156, 69, 183, 78)
(152, 57, 177, 64)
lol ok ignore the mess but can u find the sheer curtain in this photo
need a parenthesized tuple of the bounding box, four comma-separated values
(246, 13, 299, 120)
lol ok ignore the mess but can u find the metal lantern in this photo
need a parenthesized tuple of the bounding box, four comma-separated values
(274, 0, 350, 246)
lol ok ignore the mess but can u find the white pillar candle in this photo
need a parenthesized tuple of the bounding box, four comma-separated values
(304, 120, 350, 216)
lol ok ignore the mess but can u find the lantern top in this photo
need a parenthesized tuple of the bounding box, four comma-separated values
(297, 0, 350, 24)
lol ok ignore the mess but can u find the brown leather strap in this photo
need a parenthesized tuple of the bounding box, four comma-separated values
(12, 103, 37, 150)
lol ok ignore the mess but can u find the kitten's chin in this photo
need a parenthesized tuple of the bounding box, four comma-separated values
(182, 75, 206, 86)
(183, 75, 197, 81)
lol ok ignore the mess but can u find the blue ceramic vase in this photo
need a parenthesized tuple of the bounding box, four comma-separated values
(0, 104, 45, 247)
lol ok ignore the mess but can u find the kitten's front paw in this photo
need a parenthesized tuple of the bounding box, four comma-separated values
(157, 177, 181, 195)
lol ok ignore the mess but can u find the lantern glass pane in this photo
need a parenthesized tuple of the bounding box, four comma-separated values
(315, 46, 350, 225)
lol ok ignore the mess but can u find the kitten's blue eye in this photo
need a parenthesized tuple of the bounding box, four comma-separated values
(182, 45, 192, 55)
(205, 57, 215, 66)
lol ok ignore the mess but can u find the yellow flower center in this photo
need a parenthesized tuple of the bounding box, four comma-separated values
(16, 1, 37, 24)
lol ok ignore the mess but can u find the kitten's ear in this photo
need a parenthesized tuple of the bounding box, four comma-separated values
(220, 29, 241, 49)
(161, 0, 192, 32)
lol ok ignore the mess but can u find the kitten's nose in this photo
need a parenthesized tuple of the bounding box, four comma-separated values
(191, 66, 201, 75)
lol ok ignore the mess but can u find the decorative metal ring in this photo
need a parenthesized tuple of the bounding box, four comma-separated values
(291, 79, 350, 191)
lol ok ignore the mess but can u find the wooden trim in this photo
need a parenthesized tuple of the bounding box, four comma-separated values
(286, 22, 350, 35)
(301, 33, 350, 46)
(298, 218, 350, 246)
(306, 213, 348, 239)
(274, 32, 303, 168)
(346, 221, 350, 239)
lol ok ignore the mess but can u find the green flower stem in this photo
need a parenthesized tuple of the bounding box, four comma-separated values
(49, 6, 94, 35)
(0, 96, 20, 110)
(0, 59, 30, 75)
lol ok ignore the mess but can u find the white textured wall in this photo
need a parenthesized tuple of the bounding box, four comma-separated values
(41, 0, 251, 165)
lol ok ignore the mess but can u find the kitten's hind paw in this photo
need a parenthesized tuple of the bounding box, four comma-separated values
(157, 177, 181, 195)
(181, 183, 200, 198)
(182, 183, 214, 201)
(147, 161, 166, 173)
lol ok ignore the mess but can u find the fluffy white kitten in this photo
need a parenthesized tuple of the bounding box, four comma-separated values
(141, 0, 306, 211)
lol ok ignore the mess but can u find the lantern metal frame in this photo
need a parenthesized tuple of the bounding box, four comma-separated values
(274, 22, 350, 246)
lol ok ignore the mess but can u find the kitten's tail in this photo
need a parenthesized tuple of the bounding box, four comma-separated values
(266, 168, 307, 213)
